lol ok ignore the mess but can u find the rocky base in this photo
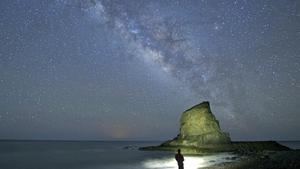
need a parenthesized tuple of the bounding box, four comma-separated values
(202, 150, 300, 169)
(140, 141, 290, 155)
(163, 131, 231, 148)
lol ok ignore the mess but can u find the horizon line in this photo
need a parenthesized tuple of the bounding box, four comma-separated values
(0, 138, 300, 142)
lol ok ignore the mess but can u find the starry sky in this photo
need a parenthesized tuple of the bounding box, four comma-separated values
(0, 0, 299, 141)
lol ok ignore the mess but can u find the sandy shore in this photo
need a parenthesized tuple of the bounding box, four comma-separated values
(203, 150, 300, 169)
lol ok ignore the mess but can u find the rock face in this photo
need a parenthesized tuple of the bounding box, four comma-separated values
(140, 101, 289, 154)
(162, 101, 231, 147)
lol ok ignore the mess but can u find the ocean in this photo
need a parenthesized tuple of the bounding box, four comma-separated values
(0, 140, 298, 169)
(278, 141, 300, 150)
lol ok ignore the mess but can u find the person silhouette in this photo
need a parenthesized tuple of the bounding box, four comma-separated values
(175, 149, 184, 169)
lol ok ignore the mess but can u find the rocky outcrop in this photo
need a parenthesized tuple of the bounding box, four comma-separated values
(140, 101, 289, 154)
(163, 101, 231, 147)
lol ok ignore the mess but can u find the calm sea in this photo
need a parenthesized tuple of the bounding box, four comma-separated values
(0, 140, 298, 169)
(0, 140, 238, 169)
(278, 141, 300, 150)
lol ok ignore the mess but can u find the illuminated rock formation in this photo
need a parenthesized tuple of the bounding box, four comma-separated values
(162, 101, 231, 147)
(140, 101, 289, 154)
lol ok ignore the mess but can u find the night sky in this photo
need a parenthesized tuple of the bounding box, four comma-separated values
(0, 0, 299, 141)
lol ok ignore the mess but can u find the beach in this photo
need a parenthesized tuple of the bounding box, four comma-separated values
(1, 140, 299, 169)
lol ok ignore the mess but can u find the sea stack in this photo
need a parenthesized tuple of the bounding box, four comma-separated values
(141, 101, 289, 154)
(162, 101, 231, 147)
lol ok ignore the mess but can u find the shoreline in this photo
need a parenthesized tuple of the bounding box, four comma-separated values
(140, 140, 300, 168)
(140, 141, 290, 155)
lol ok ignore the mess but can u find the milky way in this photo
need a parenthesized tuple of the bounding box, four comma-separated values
(0, 0, 299, 140)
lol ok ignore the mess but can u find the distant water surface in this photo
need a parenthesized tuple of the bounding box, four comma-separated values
(0, 140, 237, 169)
(278, 141, 300, 150)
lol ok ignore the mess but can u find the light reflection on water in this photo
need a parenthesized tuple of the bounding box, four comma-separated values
(0, 141, 239, 169)
(142, 153, 238, 169)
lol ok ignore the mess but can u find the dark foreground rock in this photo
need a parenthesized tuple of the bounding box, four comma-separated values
(202, 150, 300, 169)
